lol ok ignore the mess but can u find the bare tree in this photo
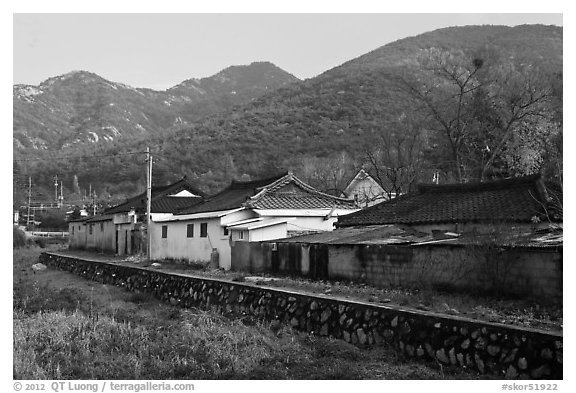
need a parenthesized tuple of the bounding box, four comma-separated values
(364, 111, 425, 198)
(397, 48, 559, 182)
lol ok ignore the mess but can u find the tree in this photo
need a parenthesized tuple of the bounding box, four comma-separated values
(398, 48, 560, 182)
(363, 111, 426, 198)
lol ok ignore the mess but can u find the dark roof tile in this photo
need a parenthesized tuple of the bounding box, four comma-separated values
(338, 174, 561, 227)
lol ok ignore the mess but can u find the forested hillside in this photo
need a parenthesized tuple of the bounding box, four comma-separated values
(13, 24, 562, 208)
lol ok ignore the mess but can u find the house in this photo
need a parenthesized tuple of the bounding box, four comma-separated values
(150, 172, 359, 269)
(68, 177, 205, 255)
(341, 168, 389, 208)
(231, 174, 562, 299)
(337, 174, 561, 234)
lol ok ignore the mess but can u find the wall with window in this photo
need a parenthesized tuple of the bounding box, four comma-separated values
(150, 210, 255, 269)
(68, 222, 87, 249)
(84, 219, 115, 253)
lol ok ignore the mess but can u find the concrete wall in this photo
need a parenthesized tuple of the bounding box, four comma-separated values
(151, 210, 255, 269)
(68, 222, 87, 249)
(82, 220, 115, 253)
(40, 252, 563, 380)
(235, 242, 562, 300)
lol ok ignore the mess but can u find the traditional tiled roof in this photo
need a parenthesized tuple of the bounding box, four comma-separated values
(338, 174, 561, 227)
(104, 177, 205, 215)
(178, 172, 357, 215)
(177, 173, 288, 215)
(246, 173, 357, 210)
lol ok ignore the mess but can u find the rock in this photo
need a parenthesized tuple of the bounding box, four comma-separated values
(487, 344, 501, 357)
(425, 343, 435, 358)
(320, 308, 332, 323)
(343, 330, 351, 343)
(474, 354, 485, 374)
(517, 357, 528, 370)
(323, 288, 332, 294)
(416, 303, 430, 311)
(416, 346, 425, 357)
(32, 263, 47, 271)
(505, 365, 518, 379)
(460, 327, 469, 336)
(151, 262, 162, 267)
(290, 317, 299, 327)
(531, 365, 551, 379)
(503, 348, 519, 364)
(380, 298, 392, 303)
(440, 303, 451, 312)
(382, 329, 394, 339)
(320, 323, 329, 336)
(556, 351, 562, 364)
(449, 347, 457, 365)
(540, 347, 553, 360)
(310, 301, 319, 310)
(406, 344, 415, 357)
(436, 349, 449, 364)
(447, 308, 460, 315)
(339, 314, 347, 325)
(457, 353, 465, 366)
(461, 339, 471, 349)
(357, 328, 367, 345)
(391, 316, 398, 327)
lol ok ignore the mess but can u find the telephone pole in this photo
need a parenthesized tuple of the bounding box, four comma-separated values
(146, 147, 153, 261)
(54, 175, 59, 203)
(27, 176, 32, 228)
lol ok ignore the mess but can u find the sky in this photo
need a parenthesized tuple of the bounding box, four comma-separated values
(13, 13, 563, 90)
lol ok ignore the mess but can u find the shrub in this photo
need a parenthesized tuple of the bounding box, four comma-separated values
(13, 227, 27, 248)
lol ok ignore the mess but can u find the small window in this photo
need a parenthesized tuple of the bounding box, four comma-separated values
(161, 225, 168, 239)
(187, 223, 194, 238)
(72, 226, 74, 235)
(223, 227, 229, 236)
(100, 222, 104, 231)
(200, 223, 208, 237)
(239, 231, 244, 240)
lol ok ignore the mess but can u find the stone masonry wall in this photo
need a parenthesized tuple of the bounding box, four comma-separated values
(40, 253, 563, 380)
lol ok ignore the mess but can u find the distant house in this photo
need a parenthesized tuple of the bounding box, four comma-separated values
(337, 174, 562, 234)
(341, 168, 389, 208)
(68, 177, 205, 255)
(151, 172, 358, 269)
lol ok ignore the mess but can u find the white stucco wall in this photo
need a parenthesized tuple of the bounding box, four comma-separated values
(150, 210, 255, 270)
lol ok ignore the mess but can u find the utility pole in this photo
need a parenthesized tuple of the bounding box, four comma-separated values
(27, 176, 32, 228)
(146, 147, 153, 261)
(54, 175, 59, 203)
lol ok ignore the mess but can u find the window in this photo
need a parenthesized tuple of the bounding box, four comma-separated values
(200, 223, 208, 237)
(187, 223, 194, 238)
(161, 225, 168, 239)
(71, 226, 74, 235)
(239, 231, 244, 240)
(100, 222, 104, 232)
(223, 227, 229, 236)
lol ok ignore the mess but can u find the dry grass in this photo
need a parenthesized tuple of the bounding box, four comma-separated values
(13, 247, 484, 380)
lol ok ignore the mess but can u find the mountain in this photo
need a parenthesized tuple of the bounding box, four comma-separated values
(13, 24, 562, 204)
(13, 62, 299, 150)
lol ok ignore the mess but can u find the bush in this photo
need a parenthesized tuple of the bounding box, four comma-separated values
(13, 227, 27, 248)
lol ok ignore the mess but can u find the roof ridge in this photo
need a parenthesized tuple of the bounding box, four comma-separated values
(247, 173, 355, 208)
(417, 174, 542, 194)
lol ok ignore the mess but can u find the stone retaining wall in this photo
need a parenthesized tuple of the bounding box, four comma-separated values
(40, 252, 563, 380)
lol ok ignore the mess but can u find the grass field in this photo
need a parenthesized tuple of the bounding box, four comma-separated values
(13, 246, 485, 380)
